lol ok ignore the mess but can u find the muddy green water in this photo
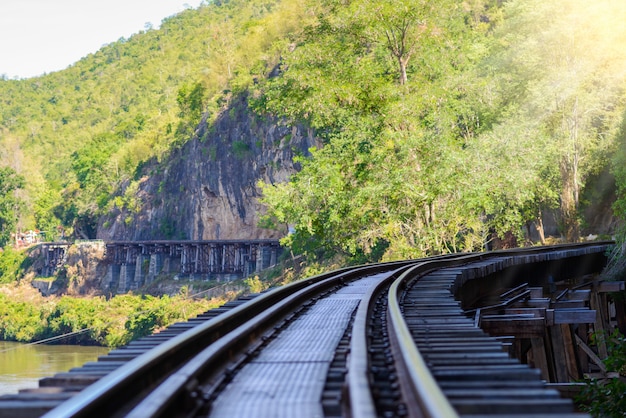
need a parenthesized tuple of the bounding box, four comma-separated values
(0, 341, 109, 395)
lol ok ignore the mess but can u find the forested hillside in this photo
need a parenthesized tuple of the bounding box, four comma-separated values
(0, 0, 309, 242)
(1, 0, 625, 265)
(257, 0, 626, 261)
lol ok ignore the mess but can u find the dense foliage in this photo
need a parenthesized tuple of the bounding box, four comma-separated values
(0, 289, 222, 347)
(256, 0, 626, 261)
(0, 247, 30, 284)
(0, 0, 625, 261)
(254, 0, 497, 259)
(577, 330, 626, 417)
(0, 0, 309, 239)
(0, 167, 25, 246)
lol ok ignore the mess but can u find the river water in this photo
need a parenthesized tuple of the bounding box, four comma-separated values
(0, 341, 109, 396)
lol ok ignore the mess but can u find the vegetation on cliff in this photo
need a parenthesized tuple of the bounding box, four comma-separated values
(0, 0, 624, 261)
(0, 0, 309, 240)
(256, 0, 626, 261)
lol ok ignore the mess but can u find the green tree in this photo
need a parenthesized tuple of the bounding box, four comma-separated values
(0, 167, 25, 246)
(258, 0, 497, 260)
(487, 0, 626, 241)
(176, 82, 207, 136)
(33, 186, 62, 241)
(357, 0, 453, 85)
(0, 247, 29, 283)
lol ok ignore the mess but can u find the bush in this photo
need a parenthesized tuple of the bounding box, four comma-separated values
(0, 290, 219, 347)
(577, 330, 626, 417)
(0, 248, 29, 284)
(0, 294, 47, 341)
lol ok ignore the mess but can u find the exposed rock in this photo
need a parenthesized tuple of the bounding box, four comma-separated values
(98, 93, 318, 241)
(63, 242, 108, 295)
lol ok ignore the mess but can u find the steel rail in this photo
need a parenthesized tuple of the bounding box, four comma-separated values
(388, 262, 463, 418)
(347, 264, 415, 418)
(346, 253, 472, 418)
(386, 256, 479, 418)
(124, 265, 407, 417)
(43, 241, 612, 418)
(383, 242, 613, 418)
(43, 261, 412, 418)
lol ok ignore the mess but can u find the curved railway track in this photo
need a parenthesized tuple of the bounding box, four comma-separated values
(0, 242, 612, 418)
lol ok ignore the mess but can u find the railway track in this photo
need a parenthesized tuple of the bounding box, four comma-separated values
(0, 242, 612, 417)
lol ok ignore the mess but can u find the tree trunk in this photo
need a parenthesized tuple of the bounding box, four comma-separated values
(560, 162, 580, 241)
(535, 214, 546, 245)
(398, 56, 408, 85)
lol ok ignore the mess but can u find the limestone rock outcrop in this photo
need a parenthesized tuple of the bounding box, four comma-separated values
(97, 93, 317, 241)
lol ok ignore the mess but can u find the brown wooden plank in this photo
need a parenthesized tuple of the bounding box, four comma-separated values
(574, 334, 606, 373)
(590, 291, 608, 358)
(576, 324, 589, 374)
(551, 300, 586, 309)
(598, 281, 625, 293)
(512, 298, 551, 309)
(560, 324, 580, 380)
(549, 325, 569, 383)
(546, 309, 555, 326)
(504, 307, 545, 317)
(529, 287, 544, 298)
(553, 309, 596, 324)
(530, 337, 550, 381)
(481, 317, 546, 338)
(566, 289, 591, 301)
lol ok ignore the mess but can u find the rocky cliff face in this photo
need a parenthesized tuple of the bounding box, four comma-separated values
(98, 93, 318, 241)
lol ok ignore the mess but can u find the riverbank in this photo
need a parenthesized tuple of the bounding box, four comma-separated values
(0, 243, 334, 348)
(0, 280, 232, 347)
(0, 341, 109, 395)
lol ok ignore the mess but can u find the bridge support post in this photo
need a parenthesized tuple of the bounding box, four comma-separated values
(590, 289, 609, 358)
(103, 240, 280, 282)
(530, 336, 550, 381)
(244, 258, 252, 278)
(560, 324, 580, 380)
(270, 247, 277, 267)
(134, 255, 149, 288)
(161, 254, 179, 275)
(549, 325, 570, 382)
(148, 254, 164, 283)
(574, 324, 588, 373)
(255, 247, 262, 273)
(117, 263, 136, 293)
(41, 244, 69, 276)
(104, 264, 120, 294)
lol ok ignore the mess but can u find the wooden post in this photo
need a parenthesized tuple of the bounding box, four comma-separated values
(530, 337, 550, 381)
(511, 338, 523, 361)
(574, 334, 607, 374)
(560, 324, 580, 380)
(590, 288, 608, 358)
(575, 324, 589, 375)
(549, 326, 569, 383)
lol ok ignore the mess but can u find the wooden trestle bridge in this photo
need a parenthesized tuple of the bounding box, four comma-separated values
(40, 240, 282, 292)
(5, 241, 625, 417)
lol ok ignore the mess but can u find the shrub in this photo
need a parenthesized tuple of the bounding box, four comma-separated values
(0, 248, 28, 284)
(577, 330, 626, 417)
